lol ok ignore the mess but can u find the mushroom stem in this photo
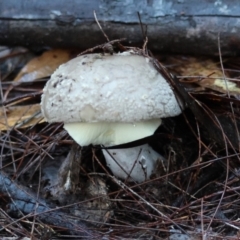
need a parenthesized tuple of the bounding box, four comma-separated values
(102, 144, 163, 183)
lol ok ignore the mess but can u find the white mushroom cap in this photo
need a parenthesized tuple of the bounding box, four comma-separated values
(41, 52, 181, 123)
(41, 52, 182, 146)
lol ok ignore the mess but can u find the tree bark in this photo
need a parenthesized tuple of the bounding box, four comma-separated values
(0, 0, 240, 56)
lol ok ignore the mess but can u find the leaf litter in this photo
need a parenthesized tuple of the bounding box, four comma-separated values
(1, 31, 240, 239)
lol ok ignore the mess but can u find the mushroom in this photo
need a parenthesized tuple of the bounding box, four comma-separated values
(41, 51, 182, 182)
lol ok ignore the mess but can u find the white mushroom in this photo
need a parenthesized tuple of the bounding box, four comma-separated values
(41, 51, 182, 182)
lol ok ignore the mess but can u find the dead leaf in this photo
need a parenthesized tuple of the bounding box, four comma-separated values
(1, 49, 72, 128)
(13, 49, 72, 83)
(0, 104, 43, 130)
(171, 57, 240, 95)
(200, 78, 240, 94)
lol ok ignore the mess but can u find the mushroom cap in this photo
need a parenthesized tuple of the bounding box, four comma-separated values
(41, 52, 182, 123)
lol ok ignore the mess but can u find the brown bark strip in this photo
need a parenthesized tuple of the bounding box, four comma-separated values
(0, 0, 240, 56)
